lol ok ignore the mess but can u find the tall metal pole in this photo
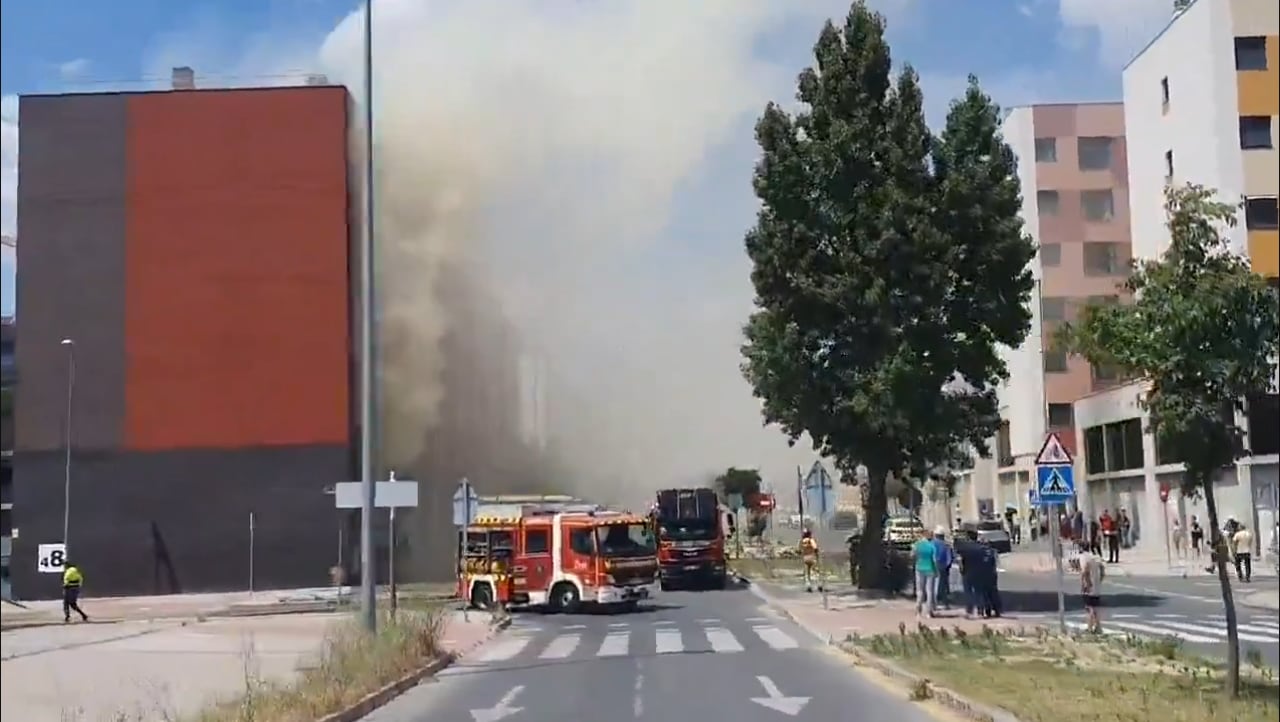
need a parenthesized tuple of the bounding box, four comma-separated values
(358, 0, 379, 634)
(60, 339, 75, 553)
(388, 471, 398, 618)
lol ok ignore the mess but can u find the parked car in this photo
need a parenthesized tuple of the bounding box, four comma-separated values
(961, 520, 1012, 554)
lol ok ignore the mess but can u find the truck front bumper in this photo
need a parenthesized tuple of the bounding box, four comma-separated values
(595, 582, 658, 604)
(659, 560, 726, 581)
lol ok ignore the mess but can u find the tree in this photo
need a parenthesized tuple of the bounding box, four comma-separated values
(1173, 0, 1192, 11)
(740, 2, 1034, 588)
(1058, 183, 1280, 697)
(714, 467, 762, 502)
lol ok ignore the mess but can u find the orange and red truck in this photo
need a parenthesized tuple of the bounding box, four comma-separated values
(650, 487, 728, 590)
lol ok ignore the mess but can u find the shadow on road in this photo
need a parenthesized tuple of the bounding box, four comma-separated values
(997, 588, 1164, 613)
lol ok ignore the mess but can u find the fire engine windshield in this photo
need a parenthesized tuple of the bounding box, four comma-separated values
(656, 518, 718, 542)
(595, 523, 657, 557)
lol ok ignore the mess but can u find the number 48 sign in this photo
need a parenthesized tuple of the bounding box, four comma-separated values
(38, 543, 67, 574)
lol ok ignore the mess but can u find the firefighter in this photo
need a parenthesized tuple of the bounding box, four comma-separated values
(800, 529, 822, 593)
(61, 560, 90, 623)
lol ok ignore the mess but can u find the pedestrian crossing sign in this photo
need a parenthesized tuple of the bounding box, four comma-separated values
(1034, 432, 1074, 466)
(1036, 464, 1075, 503)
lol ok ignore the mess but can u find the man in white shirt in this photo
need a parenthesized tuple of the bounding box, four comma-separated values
(1078, 548, 1106, 634)
(1232, 524, 1255, 583)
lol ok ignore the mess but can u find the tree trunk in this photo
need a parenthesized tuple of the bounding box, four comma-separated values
(1200, 472, 1241, 697)
(857, 467, 889, 590)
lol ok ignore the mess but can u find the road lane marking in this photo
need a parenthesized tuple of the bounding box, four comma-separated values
(1158, 620, 1277, 643)
(564, 624, 586, 630)
(539, 634, 581, 659)
(655, 628, 683, 654)
(754, 625, 800, 650)
(598, 631, 630, 657)
(706, 627, 744, 653)
(1105, 620, 1218, 643)
(633, 663, 644, 718)
(475, 637, 531, 663)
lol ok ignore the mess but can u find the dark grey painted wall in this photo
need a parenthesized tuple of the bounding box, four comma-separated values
(15, 94, 128, 452)
(10, 444, 354, 599)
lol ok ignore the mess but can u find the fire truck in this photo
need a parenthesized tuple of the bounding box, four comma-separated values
(458, 500, 659, 613)
(650, 487, 728, 590)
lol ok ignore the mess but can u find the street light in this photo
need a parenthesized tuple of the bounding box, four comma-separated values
(60, 338, 75, 554)
(358, 0, 380, 634)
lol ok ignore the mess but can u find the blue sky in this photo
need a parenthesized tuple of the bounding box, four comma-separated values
(0, 0, 1178, 318)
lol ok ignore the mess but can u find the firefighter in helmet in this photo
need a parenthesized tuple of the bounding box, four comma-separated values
(799, 528, 822, 593)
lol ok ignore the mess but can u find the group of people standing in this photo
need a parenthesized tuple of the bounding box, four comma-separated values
(910, 526, 1002, 620)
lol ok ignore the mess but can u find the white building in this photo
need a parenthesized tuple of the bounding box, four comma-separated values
(1074, 0, 1280, 559)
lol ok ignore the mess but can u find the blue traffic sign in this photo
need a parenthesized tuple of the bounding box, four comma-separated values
(802, 461, 837, 522)
(452, 478, 479, 527)
(1035, 465, 1075, 504)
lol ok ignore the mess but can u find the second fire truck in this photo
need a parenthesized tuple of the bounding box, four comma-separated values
(650, 487, 729, 590)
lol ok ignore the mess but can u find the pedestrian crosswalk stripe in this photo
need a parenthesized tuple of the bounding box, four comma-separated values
(539, 634, 580, 659)
(476, 636, 531, 662)
(706, 627, 744, 653)
(1158, 620, 1277, 644)
(655, 628, 684, 654)
(598, 631, 630, 657)
(755, 625, 800, 650)
(1104, 620, 1219, 643)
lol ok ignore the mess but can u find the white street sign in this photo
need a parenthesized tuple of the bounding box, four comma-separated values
(453, 478, 479, 526)
(470, 685, 525, 722)
(334, 480, 419, 509)
(1033, 432, 1074, 466)
(750, 675, 809, 716)
(37, 543, 67, 574)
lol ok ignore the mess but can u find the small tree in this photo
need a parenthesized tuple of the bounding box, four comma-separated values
(714, 467, 763, 502)
(1059, 183, 1280, 697)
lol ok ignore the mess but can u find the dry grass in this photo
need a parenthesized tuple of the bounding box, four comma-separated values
(845, 624, 1280, 722)
(730, 556, 847, 582)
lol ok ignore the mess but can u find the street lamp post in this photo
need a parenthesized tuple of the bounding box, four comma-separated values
(358, 0, 380, 634)
(60, 338, 75, 553)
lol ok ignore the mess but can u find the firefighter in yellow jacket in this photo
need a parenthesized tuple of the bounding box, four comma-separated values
(62, 561, 90, 623)
(799, 529, 823, 593)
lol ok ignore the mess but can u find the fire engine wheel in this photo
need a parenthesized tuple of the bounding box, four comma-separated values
(549, 582, 581, 613)
(469, 582, 494, 610)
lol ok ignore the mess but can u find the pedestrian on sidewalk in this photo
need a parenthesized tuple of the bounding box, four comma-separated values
(799, 529, 822, 592)
(1077, 546, 1106, 634)
(931, 526, 954, 610)
(1120, 509, 1133, 549)
(978, 538, 1002, 618)
(61, 560, 90, 623)
(1101, 510, 1120, 563)
(1088, 518, 1101, 556)
(1232, 524, 1254, 582)
(1190, 516, 1203, 559)
(1172, 517, 1185, 559)
(912, 528, 939, 619)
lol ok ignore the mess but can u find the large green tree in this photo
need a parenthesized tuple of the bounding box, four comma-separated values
(1059, 184, 1279, 697)
(740, 2, 1034, 588)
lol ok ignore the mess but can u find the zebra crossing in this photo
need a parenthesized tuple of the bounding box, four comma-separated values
(1062, 612, 1280, 645)
(443, 616, 805, 674)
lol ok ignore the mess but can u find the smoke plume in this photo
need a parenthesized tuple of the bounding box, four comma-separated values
(311, 0, 840, 507)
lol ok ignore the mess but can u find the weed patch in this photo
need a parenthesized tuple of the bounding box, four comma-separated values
(844, 624, 1279, 722)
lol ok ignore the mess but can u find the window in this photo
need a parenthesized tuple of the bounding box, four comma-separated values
(1245, 197, 1280, 230)
(1040, 243, 1061, 267)
(1164, 150, 1174, 181)
(569, 528, 595, 556)
(1084, 426, 1106, 474)
(1037, 190, 1060, 216)
(1240, 116, 1273, 149)
(1155, 426, 1182, 465)
(1160, 77, 1170, 109)
(1082, 190, 1115, 221)
(1268, 276, 1280, 292)
(1235, 36, 1269, 71)
(1247, 393, 1279, 456)
(1086, 294, 1120, 307)
(996, 421, 1013, 468)
(1048, 403, 1075, 428)
(1092, 363, 1120, 386)
(1044, 348, 1068, 373)
(1077, 137, 1114, 171)
(1034, 137, 1057, 163)
(525, 528, 550, 555)
(1083, 242, 1127, 275)
(1041, 296, 1067, 321)
(1103, 418, 1144, 471)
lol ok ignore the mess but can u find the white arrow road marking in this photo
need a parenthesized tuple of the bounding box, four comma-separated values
(750, 675, 810, 716)
(470, 685, 525, 722)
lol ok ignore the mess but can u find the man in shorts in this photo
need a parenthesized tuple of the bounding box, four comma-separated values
(1078, 546, 1106, 633)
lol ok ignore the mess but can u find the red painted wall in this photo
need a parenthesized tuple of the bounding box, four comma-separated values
(123, 87, 351, 450)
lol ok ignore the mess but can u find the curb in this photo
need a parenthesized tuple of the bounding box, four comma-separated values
(745, 575, 1024, 722)
(2, 601, 359, 632)
(315, 614, 513, 722)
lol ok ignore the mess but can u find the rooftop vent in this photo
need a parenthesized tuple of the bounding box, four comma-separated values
(305, 73, 329, 86)
(171, 66, 195, 90)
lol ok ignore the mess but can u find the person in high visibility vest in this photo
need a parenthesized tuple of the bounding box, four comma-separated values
(61, 561, 90, 623)
(799, 529, 822, 593)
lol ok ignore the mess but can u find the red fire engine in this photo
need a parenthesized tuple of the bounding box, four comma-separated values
(458, 502, 659, 613)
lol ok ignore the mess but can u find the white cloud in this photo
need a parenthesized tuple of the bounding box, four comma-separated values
(1057, 0, 1177, 67)
(57, 58, 92, 81)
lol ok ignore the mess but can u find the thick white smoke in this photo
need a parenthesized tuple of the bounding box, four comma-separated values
(312, 0, 849, 506)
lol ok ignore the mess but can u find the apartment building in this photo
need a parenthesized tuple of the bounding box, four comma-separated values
(1070, 0, 1279, 559)
(952, 103, 1132, 524)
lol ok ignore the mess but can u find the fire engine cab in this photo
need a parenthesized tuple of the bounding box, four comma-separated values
(458, 502, 659, 613)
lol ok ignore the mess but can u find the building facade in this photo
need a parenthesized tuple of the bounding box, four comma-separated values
(11, 82, 357, 598)
(953, 104, 1132, 524)
(1070, 0, 1279, 559)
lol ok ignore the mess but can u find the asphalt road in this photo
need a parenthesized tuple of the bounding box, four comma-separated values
(361, 585, 938, 722)
(995, 571, 1280, 668)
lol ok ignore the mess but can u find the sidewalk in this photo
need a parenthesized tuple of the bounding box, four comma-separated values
(999, 547, 1277, 579)
(748, 578, 1041, 644)
(0, 608, 497, 721)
